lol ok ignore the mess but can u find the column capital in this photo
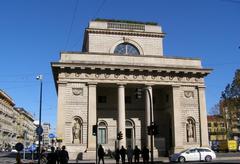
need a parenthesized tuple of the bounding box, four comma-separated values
(117, 83, 127, 86)
(87, 82, 97, 86)
(172, 84, 181, 88)
(196, 85, 206, 89)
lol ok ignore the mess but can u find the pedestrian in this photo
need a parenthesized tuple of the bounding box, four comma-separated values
(98, 144, 105, 164)
(141, 146, 149, 164)
(127, 145, 134, 164)
(59, 145, 69, 164)
(47, 147, 57, 164)
(55, 147, 61, 164)
(133, 146, 141, 163)
(119, 146, 126, 164)
(40, 149, 48, 164)
(115, 148, 120, 164)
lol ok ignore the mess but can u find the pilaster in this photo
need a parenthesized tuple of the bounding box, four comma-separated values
(171, 85, 184, 153)
(87, 83, 97, 150)
(197, 86, 209, 147)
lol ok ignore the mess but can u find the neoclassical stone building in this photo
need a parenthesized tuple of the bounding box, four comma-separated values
(52, 19, 211, 159)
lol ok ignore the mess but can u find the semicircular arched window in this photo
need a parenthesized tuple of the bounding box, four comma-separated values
(98, 121, 107, 144)
(114, 43, 140, 55)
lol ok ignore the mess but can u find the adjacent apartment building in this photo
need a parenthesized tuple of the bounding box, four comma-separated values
(0, 90, 36, 150)
(207, 115, 227, 143)
(52, 19, 212, 159)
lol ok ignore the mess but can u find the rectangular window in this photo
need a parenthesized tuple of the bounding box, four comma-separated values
(98, 96, 107, 103)
(208, 123, 211, 127)
(98, 128, 106, 144)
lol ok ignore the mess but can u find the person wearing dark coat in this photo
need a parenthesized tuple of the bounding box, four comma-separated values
(47, 147, 58, 164)
(119, 146, 126, 164)
(115, 148, 120, 164)
(98, 145, 105, 164)
(141, 146, 149, 164)
(55, 147, 61, 164)
(133, 146, 141, 163)
(59, 145, 69, 164)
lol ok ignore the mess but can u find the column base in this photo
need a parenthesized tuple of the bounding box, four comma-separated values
(153, 148, 159, 158)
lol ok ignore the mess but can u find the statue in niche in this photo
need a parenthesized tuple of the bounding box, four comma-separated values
(72, 118, 81, 144)
(186, 119, 195, 142)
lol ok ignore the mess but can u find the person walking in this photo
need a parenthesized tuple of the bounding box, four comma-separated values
(133, 146, 141, 163)
(47, 147, 57, 164)
(115, 148, 120, 164)
(59, 146, 69, 164)
(55, 147, 61, 164)
(40, 149, 47, 164)
(98, 145, 105, 164)
(141, 146, 149, 164)
(127, 145, 134, 164)
(119, 146, 126, 164)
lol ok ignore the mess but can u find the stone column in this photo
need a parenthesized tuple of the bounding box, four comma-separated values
(197, 86, 209, 147)
(171, 85, 183, 153)
(87, 83, 97, 150)
(118, 84, 126, 148)
(145, 85, 154, 148)
(56, 82, 67, 143)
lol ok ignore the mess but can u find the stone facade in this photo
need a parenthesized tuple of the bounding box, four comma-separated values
(0, 90, 36, 151)
(52, 20, 211, 159)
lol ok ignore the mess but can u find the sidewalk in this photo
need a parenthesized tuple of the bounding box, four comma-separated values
(19, 155, 240, 164)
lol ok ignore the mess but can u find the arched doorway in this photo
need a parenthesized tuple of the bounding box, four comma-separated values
(126, 119, 135, 148)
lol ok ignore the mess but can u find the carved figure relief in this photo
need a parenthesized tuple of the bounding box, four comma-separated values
(114, 74, 120, 78)
(169, 76, 174, 80)
(104, 73, 110, 78)
(72, 88, 83, 96)
(72, 117, 82, 144)
(75, 73, 80, 77)
(184, 91, 194, 98)
(95, 74, 100, 78)
(186, 118, 196, 142)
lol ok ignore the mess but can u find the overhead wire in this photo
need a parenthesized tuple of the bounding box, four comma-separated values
(70, 0, 107, 50)
(64, 0, 80, 51)
(93, 0, 107, 19)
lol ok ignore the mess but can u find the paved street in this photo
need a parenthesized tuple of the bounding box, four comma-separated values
(1, 152, 240, 164)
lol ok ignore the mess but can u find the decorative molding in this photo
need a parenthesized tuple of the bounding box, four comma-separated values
(72, 88, 83, 96)
(62, 71, 204, 85)
(75, 73, 80, 77)
(184, 91, 194, 98)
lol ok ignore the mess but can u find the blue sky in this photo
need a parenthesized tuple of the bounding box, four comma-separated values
(0, 0, 239, 133)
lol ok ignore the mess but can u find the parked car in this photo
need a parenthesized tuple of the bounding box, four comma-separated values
(169, 147, 216, 163)
(11, 149, 17, 153)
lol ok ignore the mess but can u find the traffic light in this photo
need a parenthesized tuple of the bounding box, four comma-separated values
(92, 125, 97, 136)
(147, 124, 158, 135)
(135, 88, 143, 99)
(152, 124, 158, 135)
(117, 131, 123, 140)
(147, 126, 151, 135)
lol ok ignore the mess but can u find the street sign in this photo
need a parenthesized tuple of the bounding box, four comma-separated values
(29, 144, 36, 152)
(48, 133, 55, 138)
(36, 126, 43, 135)
(15, 142, 24, 152)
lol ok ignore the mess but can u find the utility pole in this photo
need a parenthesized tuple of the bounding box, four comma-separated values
(136, 88, 154, 164)
(36, 75, 43, 164)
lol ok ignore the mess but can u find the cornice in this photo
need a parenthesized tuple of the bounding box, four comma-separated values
(52, 62, 212, 76)
(86, 28, 165, 38)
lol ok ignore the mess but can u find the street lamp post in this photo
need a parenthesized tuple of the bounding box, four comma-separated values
(36, 75, 43, 164)
(145, 88, 154, 164)
(136, 88, 154, 164)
